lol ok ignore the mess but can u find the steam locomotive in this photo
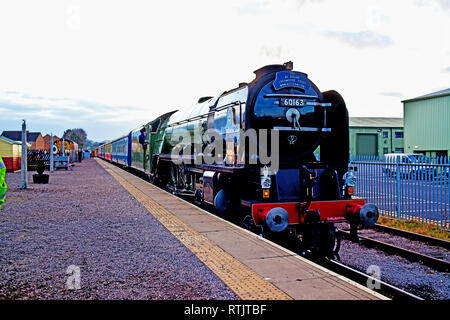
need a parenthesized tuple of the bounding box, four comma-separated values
(96, 62, 379, 257)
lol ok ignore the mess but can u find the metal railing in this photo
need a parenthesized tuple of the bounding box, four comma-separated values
(27, 150, 51, 170)
(27, 149, 81, 170)
(349, 155, 450, 229)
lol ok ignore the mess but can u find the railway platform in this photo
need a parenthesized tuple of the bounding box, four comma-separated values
(0, 158, 387, 300)
(96, 159, 386, 300)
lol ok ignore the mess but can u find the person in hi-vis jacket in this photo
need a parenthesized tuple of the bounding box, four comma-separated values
(0, 155, 7, 210)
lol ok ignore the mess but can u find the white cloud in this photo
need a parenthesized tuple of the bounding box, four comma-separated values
(379, 92, 404, 98)
(324, 30, 394, 48)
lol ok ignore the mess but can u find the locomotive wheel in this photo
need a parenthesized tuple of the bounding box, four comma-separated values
(319, 224, 341, 259)
(241, 215, 257, 233)
(214, 188, 240, 220)
(300, 223, 340, 258)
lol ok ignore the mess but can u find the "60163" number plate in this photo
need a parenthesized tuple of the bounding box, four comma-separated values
(279, 98, 305, 107)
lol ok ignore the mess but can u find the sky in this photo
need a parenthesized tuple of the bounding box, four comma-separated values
(0, 0, 449, 142)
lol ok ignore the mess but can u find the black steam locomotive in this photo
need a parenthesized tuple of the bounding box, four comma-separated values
(98, 61, 379, 257)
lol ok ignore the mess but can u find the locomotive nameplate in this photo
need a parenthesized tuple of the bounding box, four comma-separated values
(279, 98, 305, 107)
(273, 71, 310, 91)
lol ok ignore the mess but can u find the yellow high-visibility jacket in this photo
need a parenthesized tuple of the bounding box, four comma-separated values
(0, 155, 7, 210)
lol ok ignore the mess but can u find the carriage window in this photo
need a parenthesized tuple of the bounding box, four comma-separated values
(214, 108, 228, 130)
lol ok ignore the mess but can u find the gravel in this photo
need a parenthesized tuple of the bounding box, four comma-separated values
(0, 159, 239, 300)
(336, 224, 450, 300)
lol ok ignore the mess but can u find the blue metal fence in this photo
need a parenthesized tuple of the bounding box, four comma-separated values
(349, 155, 450, 229)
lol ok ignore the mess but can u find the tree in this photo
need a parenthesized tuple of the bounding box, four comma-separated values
(62, 129, 72, 139)
(63, 128, 88, 149)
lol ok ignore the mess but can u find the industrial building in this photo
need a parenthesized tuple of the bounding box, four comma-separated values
(402, 88, 450, 159)
(349, 117, 404, 158)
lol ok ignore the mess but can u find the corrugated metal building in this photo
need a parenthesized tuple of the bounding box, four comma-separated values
(0, 136, 22, 171)
(349, 117, 404, 158)
(402, 88, 450, 158)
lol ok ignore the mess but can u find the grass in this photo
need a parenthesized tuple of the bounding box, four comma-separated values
(377, 215, 450, 241)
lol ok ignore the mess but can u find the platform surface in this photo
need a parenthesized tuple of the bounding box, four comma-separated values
(1, 160, 237, 299)
(97, 159, 387, 300)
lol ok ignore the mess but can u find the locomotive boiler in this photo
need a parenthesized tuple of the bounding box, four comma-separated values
(99, 61, 379, 257)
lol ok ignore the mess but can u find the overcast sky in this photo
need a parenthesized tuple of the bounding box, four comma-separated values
(1, 0, 449, 142)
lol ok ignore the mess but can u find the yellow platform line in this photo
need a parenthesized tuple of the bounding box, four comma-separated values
(96, 159, 292, 300)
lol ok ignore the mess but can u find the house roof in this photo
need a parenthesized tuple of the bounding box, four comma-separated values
(43, 134, 59, 141)
(1, 131, 42, 142)
(0, 135, 22, 145)
(349, 117, 404, 128)
(402, 88, 450, 103)
(27, 132, 41, 142)
(1, 131, 23, 141)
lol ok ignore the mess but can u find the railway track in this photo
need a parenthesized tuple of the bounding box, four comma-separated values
(339, 229, 450, 272)
(316, 258, 423, 300)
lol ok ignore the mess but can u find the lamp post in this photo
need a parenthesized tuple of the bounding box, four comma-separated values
(50, 133, 54, 173)
(20, 120, 27, 189)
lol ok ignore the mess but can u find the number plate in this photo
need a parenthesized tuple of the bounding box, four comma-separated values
(279, 98, 305, 107)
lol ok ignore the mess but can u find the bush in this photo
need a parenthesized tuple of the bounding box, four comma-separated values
(36, 160, 46, 175)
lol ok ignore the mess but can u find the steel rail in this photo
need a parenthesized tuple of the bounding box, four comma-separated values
(372, 224, 450, 249)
